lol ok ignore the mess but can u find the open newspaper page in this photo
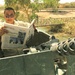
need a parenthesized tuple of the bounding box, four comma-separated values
(1, 20, 34, 49)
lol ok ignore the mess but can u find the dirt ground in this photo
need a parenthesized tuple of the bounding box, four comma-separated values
(36, 10, 75, 41)
(35, 11, 75, 19)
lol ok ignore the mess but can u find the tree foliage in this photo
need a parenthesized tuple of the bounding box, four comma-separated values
(4, 0, 20, 20)
(4, 0, 31, 21)
(44, 0, 59, 9)
(4, 0, 60, 21)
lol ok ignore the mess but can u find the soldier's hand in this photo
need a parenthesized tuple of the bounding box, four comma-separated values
(0, 26, 8, 36)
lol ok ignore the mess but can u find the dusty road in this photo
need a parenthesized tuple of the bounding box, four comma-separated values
(36, 11, 75, 19)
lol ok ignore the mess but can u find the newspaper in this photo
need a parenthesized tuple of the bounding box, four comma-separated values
(1, 20, 35, 49)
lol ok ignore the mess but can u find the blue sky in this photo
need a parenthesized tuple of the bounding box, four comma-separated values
(0, 0, 75, 5)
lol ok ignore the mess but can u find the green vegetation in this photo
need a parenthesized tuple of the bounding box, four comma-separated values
(4, 0, 60, 21)
(36, 17, 75, 40)
(59, 2, 75, 8)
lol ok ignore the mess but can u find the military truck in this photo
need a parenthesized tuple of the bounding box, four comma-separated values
(0, 33, 75, 75)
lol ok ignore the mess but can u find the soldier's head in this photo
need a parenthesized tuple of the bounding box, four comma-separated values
(4, 7, 15, 24)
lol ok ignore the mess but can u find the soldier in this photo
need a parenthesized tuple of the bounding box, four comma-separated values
(0, 7, 50, 57)
(0, 7, 32, 57)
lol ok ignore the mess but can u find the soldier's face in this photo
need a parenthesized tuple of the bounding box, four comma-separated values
(4, 10, 15, 24)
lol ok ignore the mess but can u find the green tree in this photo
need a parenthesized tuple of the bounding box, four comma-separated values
(4, 0, 20, 20)
(44, 0, 60, 11)
(4, 0, 60, 21)
(4, 0, 39, 22)
(4, 0, 31, 21)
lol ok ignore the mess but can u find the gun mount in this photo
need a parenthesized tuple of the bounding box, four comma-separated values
(50, 38, 75, 55)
